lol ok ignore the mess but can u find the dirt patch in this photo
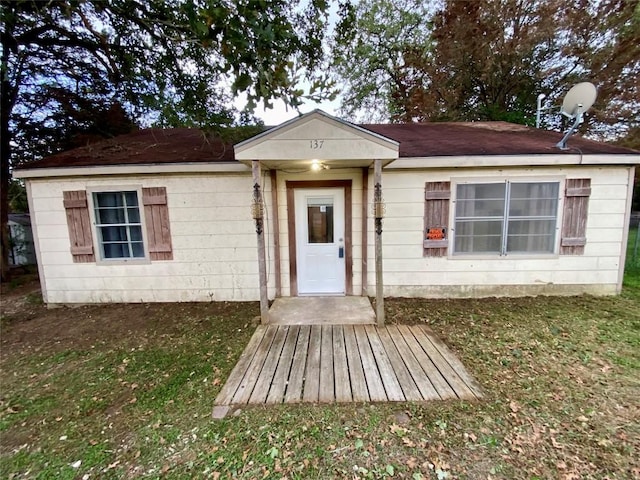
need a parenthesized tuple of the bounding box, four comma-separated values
(1, 273, 258, 360)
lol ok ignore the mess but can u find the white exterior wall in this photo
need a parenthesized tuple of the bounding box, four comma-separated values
(28, 173, 275, 304)
(370, 165, 633, 297)
(25, 164, 633, 304)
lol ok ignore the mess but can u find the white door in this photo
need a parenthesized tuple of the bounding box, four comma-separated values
(295, 188, 345, 295)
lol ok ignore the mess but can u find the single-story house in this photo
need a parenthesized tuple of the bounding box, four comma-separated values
(14, 110, 638, 320)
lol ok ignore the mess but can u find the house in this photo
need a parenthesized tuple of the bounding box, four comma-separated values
(8, 213, 36, 266)
(14, 110, 638, 322)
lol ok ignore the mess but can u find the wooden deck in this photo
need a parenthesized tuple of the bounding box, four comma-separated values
(215, 324, 482, 405)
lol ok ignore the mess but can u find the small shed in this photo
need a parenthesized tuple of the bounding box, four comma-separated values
(8, 213, 36, 266)
(14, 111, 638, 313)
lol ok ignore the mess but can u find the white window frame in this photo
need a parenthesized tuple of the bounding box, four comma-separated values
(87, 186, 151, 265)
(451, 176, 564, 258)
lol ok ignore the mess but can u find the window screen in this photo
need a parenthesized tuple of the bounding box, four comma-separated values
(454, 182, 559, 255)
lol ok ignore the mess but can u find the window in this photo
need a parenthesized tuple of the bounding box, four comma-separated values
(454, 181, 559, 255)
(93, 191, 145, 259)
(307, 197, 334, 243)
(64, 187, 173, 264)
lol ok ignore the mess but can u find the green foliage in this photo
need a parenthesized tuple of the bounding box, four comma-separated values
(8, 179, 27, 213)
(333, 0, 640, 134)
(0, 0, 335, 280)
(332, 0, 433, 122)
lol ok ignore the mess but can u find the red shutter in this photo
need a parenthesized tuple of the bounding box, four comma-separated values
(424, 182, 451, 257)
(560, 178, 591, 255)
(63, 190, 95, 263)
(142, 187, 173, 261)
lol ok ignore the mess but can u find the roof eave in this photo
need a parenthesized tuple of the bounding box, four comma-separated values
(13, 161, 249, 179)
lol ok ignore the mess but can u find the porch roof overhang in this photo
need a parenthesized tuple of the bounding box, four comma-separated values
(234, 109, 399, 170)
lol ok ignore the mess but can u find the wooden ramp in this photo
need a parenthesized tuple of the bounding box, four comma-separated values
(214, 325, 482, 406)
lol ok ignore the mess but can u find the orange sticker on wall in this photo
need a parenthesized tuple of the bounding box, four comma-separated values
(426, 227, 446, 240)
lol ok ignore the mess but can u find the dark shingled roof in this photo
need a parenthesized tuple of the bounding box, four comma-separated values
(363, 122, 638, 157)
(20, 128, 239, 169)
(18, 121, 637, 170)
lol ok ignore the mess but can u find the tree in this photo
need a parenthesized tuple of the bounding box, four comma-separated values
(331, 0, 433, 122)
(333, 0, 640, 133)
(0, 0, 335, 281)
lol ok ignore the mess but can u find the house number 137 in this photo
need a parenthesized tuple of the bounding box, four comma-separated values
(310, 139, 324, 149)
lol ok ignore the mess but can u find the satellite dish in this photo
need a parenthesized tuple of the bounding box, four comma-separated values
(560, 82, 597, 118)
(556, 82, 597, 150)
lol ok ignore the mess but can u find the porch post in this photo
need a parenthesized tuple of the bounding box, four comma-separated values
(374, 159, 385, 326)
(252, 160, 270, 323)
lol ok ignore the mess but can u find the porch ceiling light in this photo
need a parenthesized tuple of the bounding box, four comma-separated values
(310, 159, 329, 172)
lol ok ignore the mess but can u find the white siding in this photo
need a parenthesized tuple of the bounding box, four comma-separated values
(368, 166, 632, 297)
(28, 174, 274, 303)
(28, 164, 633, 304)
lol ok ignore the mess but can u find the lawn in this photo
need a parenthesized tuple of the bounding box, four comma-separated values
(1, 258, 639, 478)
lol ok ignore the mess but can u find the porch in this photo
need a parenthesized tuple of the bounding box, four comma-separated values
(214, 323, 483, 408)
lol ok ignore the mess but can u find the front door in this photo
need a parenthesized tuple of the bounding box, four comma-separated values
(295, 188, 345, 295)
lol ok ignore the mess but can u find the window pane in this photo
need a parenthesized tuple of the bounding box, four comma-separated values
(96, 208, 125, 225)
(507, 183, 558, 253)
(130, 226, 143, 242)
(95, 192, 123, 208)
(454, 220, 503, 253)
(131, 242, 145, 257)
(456, 184, 506, 218)
(125, 191, 138, 206)
(507, 219, 556, 253)
(127, 207, 140, 223)
(509, 183, 559, 217)
(307, 205, 334, 243)
(100, 226, 128, 242)
(103, 243, 128, 259)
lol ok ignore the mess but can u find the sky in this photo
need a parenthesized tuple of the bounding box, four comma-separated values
(251, 96, 342, 126)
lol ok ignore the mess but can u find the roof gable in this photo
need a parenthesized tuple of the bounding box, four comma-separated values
(234, 110, 399, 162)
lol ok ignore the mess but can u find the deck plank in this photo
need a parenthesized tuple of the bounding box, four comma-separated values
(378, 327, 424, 401)
(343, 325, 369, 402)
(364, 325, 404, 401)
(355, 326, 388, 401)
(216, 321, 482, 407)
(266, 326, 300, 404)
(332, 326, 352, 402)
(396, 325, 455, 400)
(231, 325, 278, 404)
(387, 326, 440, 401)
(420, 326, 483, 399)
(410, 326, 475, 399)
(284, 325, 310, 403)
(249, 325, 289, 404)
(215, 326, 268, 405)
(303, 325, 322, 402)
(319, 326, 335, 402)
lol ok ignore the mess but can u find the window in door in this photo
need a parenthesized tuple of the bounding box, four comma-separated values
(307, 197, 334, 244)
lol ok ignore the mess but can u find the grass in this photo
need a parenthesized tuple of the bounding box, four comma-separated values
(625, 226, 640, 288)
(1, 239, 639, 479)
